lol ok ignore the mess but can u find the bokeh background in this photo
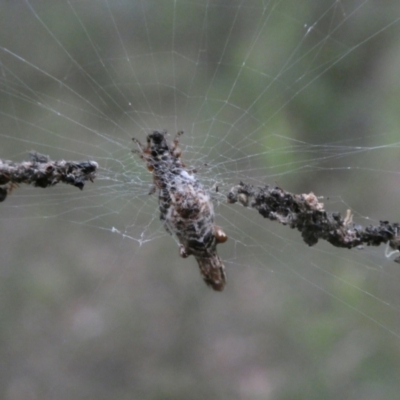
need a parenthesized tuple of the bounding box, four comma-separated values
(1, 1, 400, 399)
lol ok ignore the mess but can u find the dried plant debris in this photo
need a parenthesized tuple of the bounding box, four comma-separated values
(228, 182, 400, 262)
(132, 131, 228, 291)
(0, 152, 98, 202)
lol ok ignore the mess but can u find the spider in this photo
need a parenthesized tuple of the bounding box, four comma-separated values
(132, 130, 228, 291)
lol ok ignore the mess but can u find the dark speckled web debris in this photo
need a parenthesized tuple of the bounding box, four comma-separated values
(0, 152, 98, 202)
(228, 182, 400, 263)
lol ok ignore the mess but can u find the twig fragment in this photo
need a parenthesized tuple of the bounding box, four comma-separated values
(0, 152, 98, 202)
(227, 182, 400, 262)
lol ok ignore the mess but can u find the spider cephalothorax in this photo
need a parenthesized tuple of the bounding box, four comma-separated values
(132, 130, 227, 291)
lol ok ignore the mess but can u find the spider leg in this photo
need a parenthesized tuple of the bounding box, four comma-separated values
(132, 137, 152, 167)
(148, 185, 156, 195)
(173, 130, 184, 144)
(171, 131, 184, 158)
(179, 244, 191, 258)
(132, 137, 146, 153)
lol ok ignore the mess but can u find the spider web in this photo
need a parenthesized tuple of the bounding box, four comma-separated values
(1, 0, 400, 398)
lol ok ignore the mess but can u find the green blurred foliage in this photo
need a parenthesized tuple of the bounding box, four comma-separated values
(1, 0, 400, 399)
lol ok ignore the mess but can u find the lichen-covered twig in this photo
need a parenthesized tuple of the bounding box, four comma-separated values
(227, 182, 400, 262)
(0, 152, 98, 202)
